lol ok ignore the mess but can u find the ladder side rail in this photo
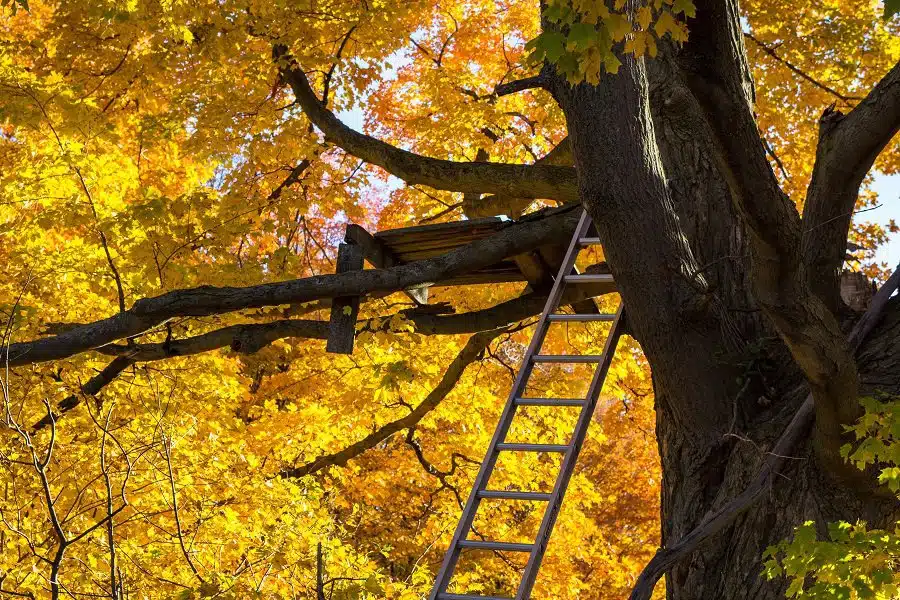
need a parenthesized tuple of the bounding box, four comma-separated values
(428, 210, 593, 600)
(515, 304, 627, 600)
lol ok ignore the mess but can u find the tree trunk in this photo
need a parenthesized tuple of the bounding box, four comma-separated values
(661, 300, 900, 599)
(546, 7, 900, 596)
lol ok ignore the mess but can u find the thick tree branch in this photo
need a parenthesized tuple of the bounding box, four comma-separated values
(274, 46, 578, 203)
(494, 75, 548, 97)
(92, 283, 610, 362)
(679, 0, 859, 461)
(465, 137, 574, 218)
(1, 208, 580, 367)
(802, 59, 900, 309)
(629, 262, 900, 600)
(278, 327, 501, 478)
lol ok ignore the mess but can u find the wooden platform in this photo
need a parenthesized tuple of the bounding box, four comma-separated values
(326, 208, 616, 353)
(345, 210, 593, 292)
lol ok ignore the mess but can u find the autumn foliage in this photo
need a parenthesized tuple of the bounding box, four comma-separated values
(0, 1, 897, 599)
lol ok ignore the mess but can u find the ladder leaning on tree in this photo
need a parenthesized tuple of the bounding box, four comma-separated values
(429, 209, 626, 600)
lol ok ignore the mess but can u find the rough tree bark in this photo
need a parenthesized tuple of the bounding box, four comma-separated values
(547, 1, 900, 598)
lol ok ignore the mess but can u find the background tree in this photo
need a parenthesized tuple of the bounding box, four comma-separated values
(0, 0, 898, 598)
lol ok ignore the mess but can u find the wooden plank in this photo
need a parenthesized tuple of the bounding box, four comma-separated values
(392, 249, 520, 263)
(345, 224, 428, 305)
(378, 223, 505, 240)
(326, 242, 364, 354)
(436, 273, 527, 286)
(372, 216, 508, 240)
(345, 224, 393, 268)
(385, 237, 497, 253)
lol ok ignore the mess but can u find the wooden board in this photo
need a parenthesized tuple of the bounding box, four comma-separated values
(326, 243, 364, 354)
(340, 207, 615, 291)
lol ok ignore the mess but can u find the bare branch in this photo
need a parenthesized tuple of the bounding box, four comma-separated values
(32, 356, 133, 431)
(279, 327, 502, 478)
(494, 75, 548, 97)
(163, 437, 205, 586)
(2, 208, 579, 367)
(267, 160, 311, 201)
(27, 89, 128, 313)
(274, 46, 578, 203)
(744, 33, 863, 104)
(0, 574, 35, 599)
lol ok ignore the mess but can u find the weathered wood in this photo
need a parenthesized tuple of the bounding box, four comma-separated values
(345, 224, 428, 304)
(347, 210, 575, 291)
(372, 216, 508, 241)
(326, 242, 364, 354)
(345, 224, 394, 268)
(840, 270, 874, 312)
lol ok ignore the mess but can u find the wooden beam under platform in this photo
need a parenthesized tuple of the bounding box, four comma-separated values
(325, 207, 616, 354)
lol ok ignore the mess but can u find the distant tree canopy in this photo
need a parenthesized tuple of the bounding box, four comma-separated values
(0, 1, 898, 599)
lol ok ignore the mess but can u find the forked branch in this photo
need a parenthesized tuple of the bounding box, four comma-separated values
(680, 0, 859, 462)
(802, 59, 900, 309)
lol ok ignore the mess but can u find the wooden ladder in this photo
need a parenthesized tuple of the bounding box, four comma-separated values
(428, 209, 625, 600)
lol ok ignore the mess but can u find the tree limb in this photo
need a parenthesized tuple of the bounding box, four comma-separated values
(465, 137, 574, 218)
(494, 75, 548, 97)
(278, 327, 502, 478)
(274, 46, 578, 203)
(802, 59, 900, 309)
(679, 0, 859, 463)
(93, 282, 610, 362)
(1, 208, 579, 367)
(628, 261, 900, 600)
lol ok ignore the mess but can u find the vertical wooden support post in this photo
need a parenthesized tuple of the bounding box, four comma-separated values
(326, 242, 364, 354)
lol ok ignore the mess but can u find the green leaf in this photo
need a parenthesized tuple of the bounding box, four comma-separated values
(673, 0, 696, 17)
(538, 30, 566, 62)
(567, 22, 597, 50)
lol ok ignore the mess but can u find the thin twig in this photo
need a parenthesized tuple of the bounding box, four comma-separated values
(163, 436, 205, 586)
(744, 33, 863, 104)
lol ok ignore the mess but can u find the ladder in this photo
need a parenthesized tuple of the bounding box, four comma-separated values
(429, 209, 625, 600)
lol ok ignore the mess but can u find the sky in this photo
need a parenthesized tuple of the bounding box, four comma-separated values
(868, 173, 900, 268)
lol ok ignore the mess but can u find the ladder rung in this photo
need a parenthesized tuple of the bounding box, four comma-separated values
(458, 540, 533, 552)
(428, 212, 626, 600)
(532, 354, 604, 363)
(477, 490, 552, 501)
(546, 313, 616, 322)
(439, 594, 513, 600)
(496, 443, 569, 453)
(563, 274, 614, 283)
(514, 397, 584, 407)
